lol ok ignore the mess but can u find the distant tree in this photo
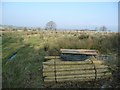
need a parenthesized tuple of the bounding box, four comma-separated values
(108, 30, 111, 32)
(12, 28, 17, 31)
(23, 27, 27, 31)
(45, 21, 57, 30)
(95, 27, 98, 31)
(37, 28, 41, 30)
(100, 26, 107, 32)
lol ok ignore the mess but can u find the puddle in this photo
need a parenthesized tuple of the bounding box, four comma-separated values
(9, 52, 17, 60)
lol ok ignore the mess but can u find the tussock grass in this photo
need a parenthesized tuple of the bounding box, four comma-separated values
(2, 30, 119, 88)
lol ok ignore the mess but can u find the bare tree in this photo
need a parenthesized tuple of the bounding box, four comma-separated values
(23, 27, 27, 31)
(45, 21, 57, 30)
(100, 26, 107, 31)
(95, 27, 98, 31)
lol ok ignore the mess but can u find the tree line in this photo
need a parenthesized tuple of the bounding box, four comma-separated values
(1, 21, 110, 32)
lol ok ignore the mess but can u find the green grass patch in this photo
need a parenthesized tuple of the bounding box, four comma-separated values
(2, 31, 119, 88)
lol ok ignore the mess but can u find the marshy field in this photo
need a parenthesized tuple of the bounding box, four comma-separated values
(1, 30, 120, 88)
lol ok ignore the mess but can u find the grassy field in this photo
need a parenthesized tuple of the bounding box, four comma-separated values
(2, 30, 119, 88)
